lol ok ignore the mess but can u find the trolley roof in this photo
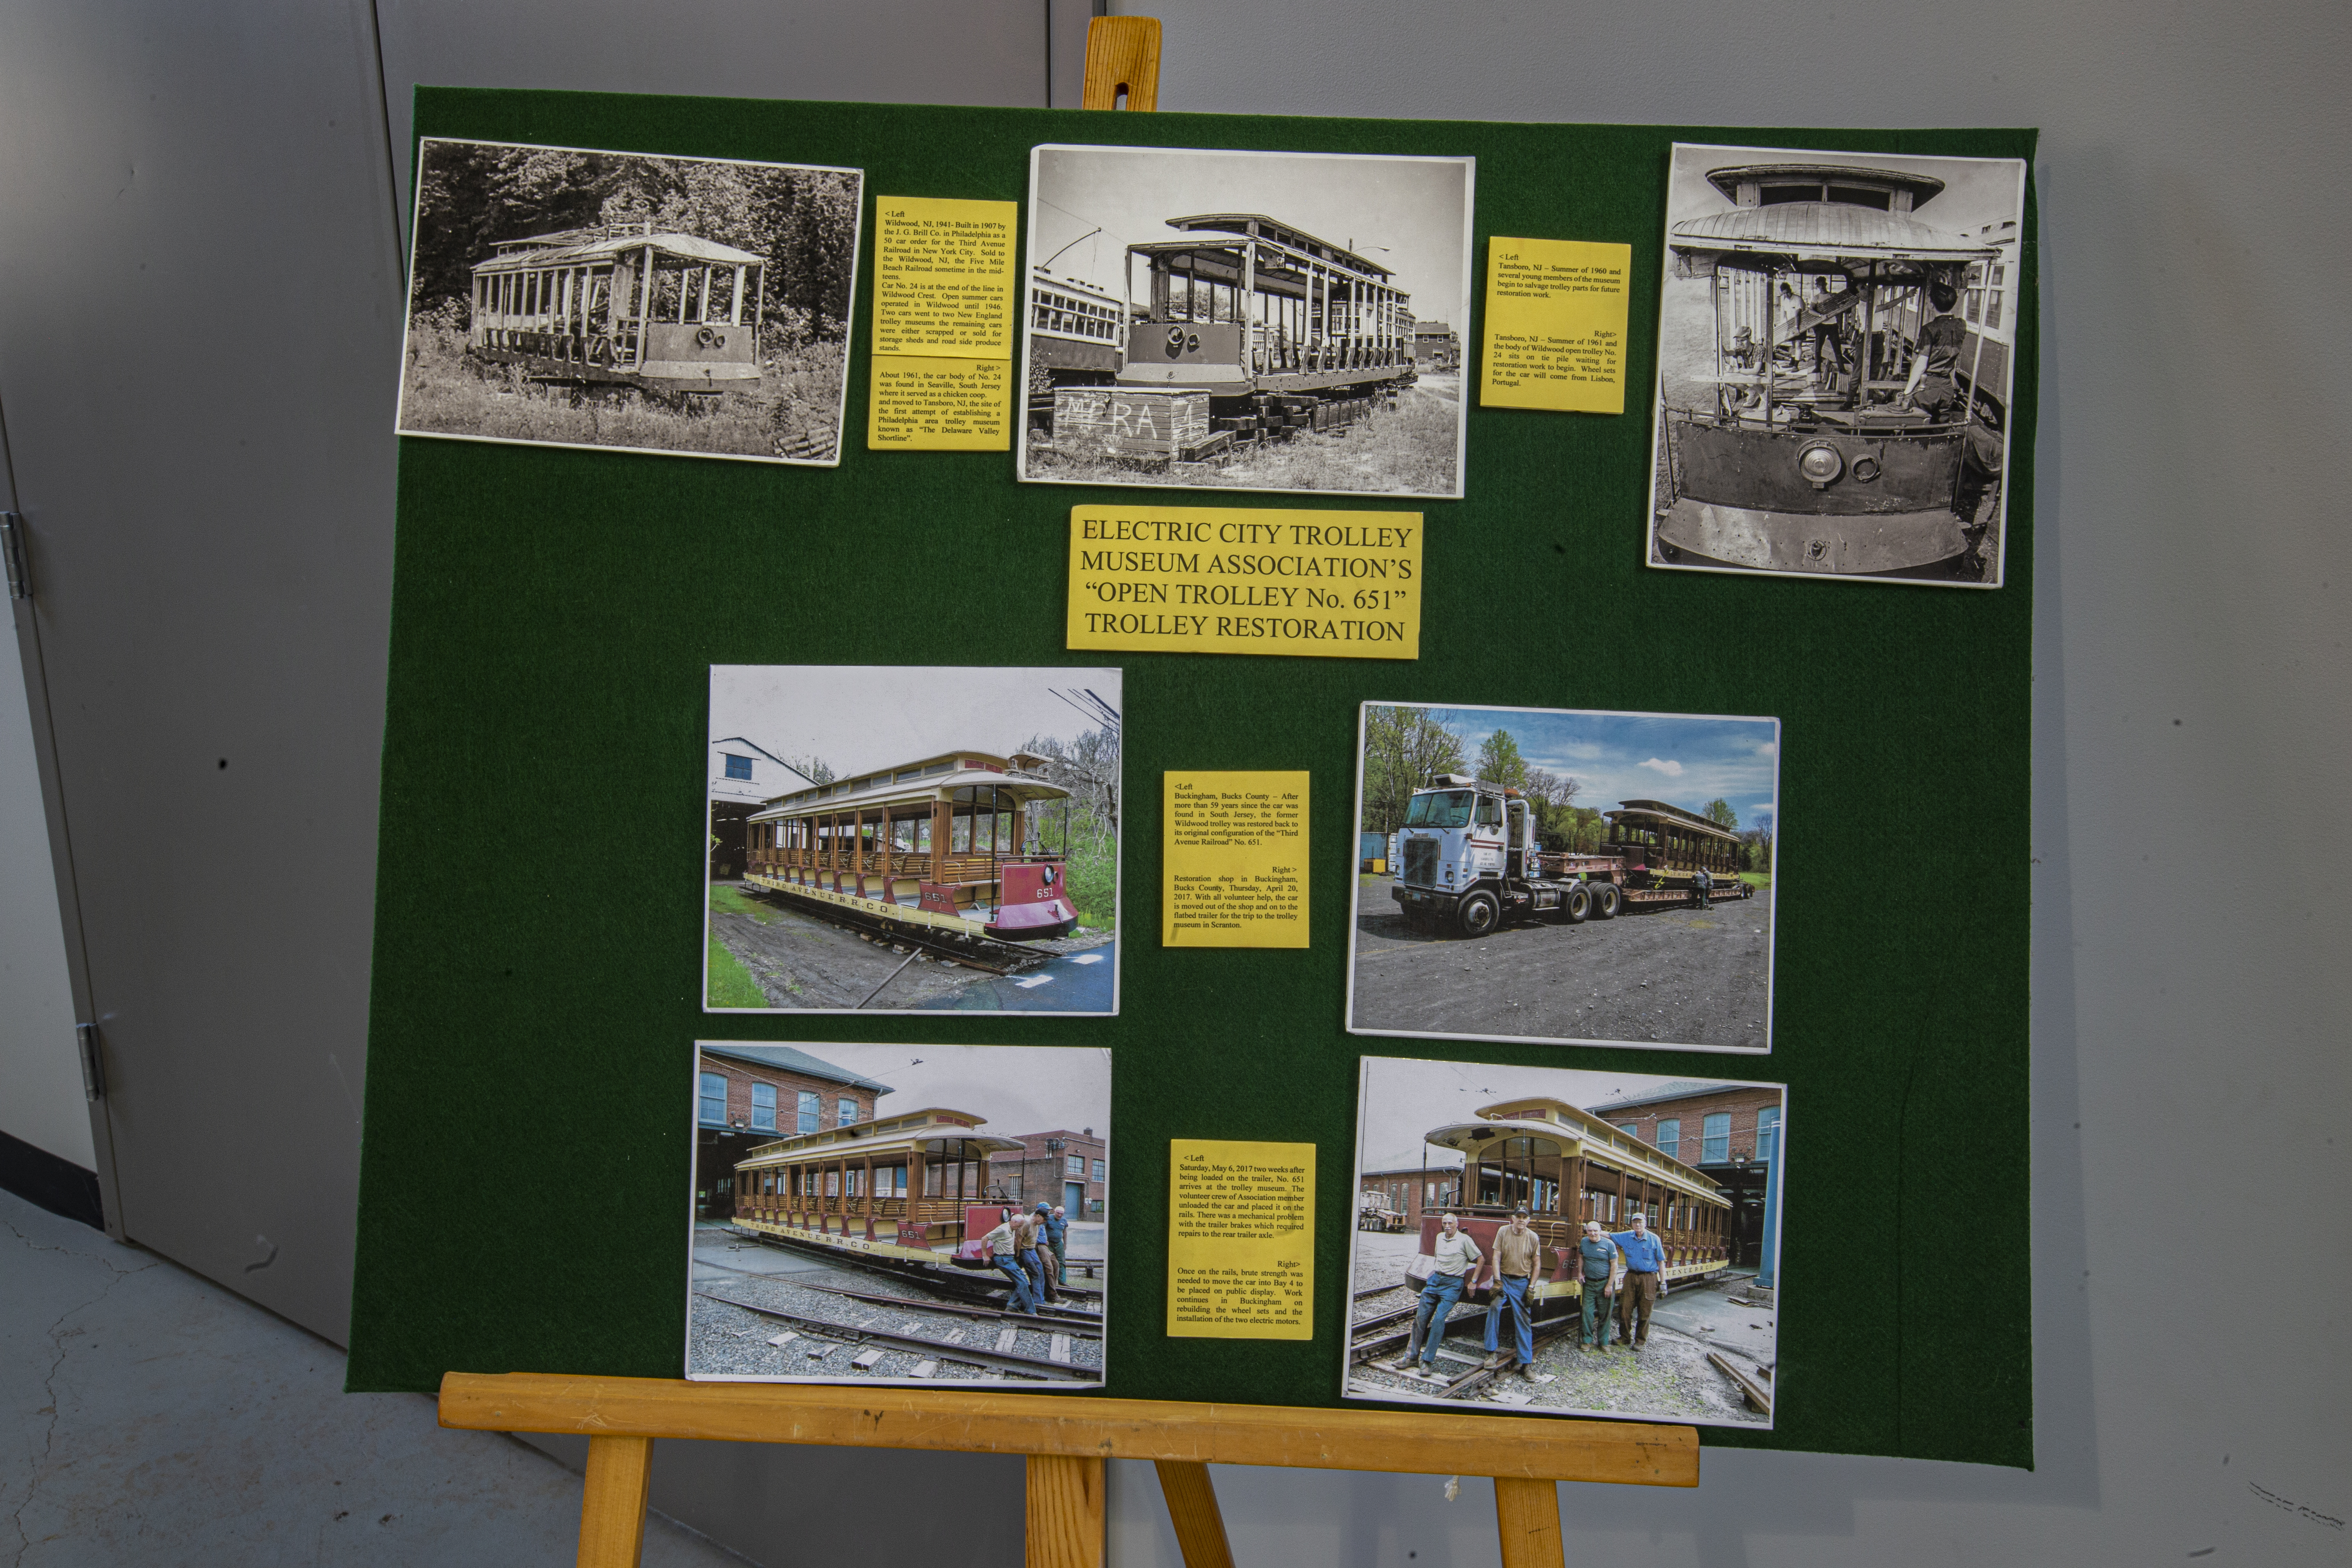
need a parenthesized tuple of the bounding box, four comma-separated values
(1702, 163, 1949, 210)
(472, 228, 764, 276)
(747, 751, 1071, 825)
(1671, 206, 1996, 263)
(737, 1107, 1026, 1172)
(1424, 1096, 1729, 1207)
(1604, 799, 1743, 844)
(1160, 215, 1395, 277)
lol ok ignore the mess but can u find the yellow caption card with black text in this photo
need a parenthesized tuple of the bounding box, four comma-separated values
(1166, 1139, 1315, 1340)
(1480, 237, 1633, 414)
(1067, 504, 1420, 659)
(868, 196, 1018, 450)
(1163, 771, 1308, 948)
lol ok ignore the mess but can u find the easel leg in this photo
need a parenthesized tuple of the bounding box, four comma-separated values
(576, 1434, 653, 1568)
(1027, 1454, 1107, 1568)
(1152, 1459, 1236, 1568)
(1492, 1475, 1566, 1568)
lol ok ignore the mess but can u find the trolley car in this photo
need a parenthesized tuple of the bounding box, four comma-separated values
(1397, 1096, 1733, 1318)
(1027, 265, 1127, 386)
(1652, 161, 2013, 579)
(1045, 213, 1418, 464)
(730, 1107, 1029, 1274)
(741, 749, 1079, 942)
(467, 220, 764, 397)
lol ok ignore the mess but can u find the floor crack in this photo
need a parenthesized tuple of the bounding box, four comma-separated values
(6, 1223, 156, 1566)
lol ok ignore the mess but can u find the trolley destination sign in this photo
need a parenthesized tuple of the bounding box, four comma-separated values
(1066, 503, 1422, 659)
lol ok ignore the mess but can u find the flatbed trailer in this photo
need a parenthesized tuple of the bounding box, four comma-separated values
(1385, 775, 1751, 939)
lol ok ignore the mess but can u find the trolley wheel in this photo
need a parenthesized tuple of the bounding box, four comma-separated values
(1589, 882, 1622, 920)
(1455, 890, 1500, 939)
(1559, 883, 1592, 924)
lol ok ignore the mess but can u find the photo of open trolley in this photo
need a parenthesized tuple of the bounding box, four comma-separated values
(1648, 145, 2026, 585)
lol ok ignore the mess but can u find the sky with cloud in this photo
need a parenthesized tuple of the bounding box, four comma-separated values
(1381, 704, 1781, 829)
(700, 1040, 1111, 1146)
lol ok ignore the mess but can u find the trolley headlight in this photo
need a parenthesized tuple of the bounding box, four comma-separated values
(1795, 442, 1844, 488)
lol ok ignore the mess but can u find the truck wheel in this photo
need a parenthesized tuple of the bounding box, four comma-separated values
(1559, 883, 1592, 924)
(1590, 882, 1621, 919)
(1455, 890, 1500, 938)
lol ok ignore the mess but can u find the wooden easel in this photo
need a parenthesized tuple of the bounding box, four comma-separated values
(438, 1374, 1698, 1567)
(440, 23, 1704, 1564)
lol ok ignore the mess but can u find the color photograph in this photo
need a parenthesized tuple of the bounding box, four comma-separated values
(706, 666, 1120, 1014)
(1348, 701, 1779, 1052)
(688, 1041, 1109, 1387)
(1018, 144, 1473, 498)
(1347, 1057, 1785, 1427)
(395, 137, 862, 464)
(1648, 143, 2026, 586)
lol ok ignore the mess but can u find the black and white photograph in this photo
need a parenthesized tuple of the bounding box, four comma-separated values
(1348, 700, 1779, 1053)
(1648, 143, 2027, 586)
(705, 666, 1121, 1015)
(1347, 1056, 1785, 1428)
(395, 137, 862, 465)
(1018, 143, 1473, 498)
(688, 1041, 1110, 1388)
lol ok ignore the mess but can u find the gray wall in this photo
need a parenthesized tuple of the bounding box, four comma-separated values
(2, 0, 2345, 1563)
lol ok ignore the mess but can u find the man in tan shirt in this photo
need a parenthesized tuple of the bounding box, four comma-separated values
(1483, 1207, 1544, 1382)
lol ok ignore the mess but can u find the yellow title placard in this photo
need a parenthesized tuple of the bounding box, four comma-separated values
(1166, 1138, 1315, 1340)
(1480, 236, 1633, 414)
(1163, 771, 1308, 948)
(869, 196, 1018, 450)
(1067, 505, 1421, 660)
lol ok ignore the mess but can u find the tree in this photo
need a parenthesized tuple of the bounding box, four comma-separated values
(785, 754, 836, 786)
(1703, 798, 1738, 829)
(1360, 707, 1466, 835)
(1741, 824, 1774, 873)
(1476, 729, 1529, 792)
(1019, 726, 1120, 835)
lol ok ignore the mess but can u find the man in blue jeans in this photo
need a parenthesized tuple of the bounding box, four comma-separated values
(1387, 1212, 1481, 1379)
(981, 1210, 1035, 1314)
(1612, 1211, 1666, 1349)
(1483, 1206, 1543, 1383)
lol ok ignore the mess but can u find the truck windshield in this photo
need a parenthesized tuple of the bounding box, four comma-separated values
(1405, 790, 1473, 827)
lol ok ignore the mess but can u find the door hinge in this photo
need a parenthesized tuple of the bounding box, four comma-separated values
(1, 512, 27, 601)
(76, 1021, 105, 1101)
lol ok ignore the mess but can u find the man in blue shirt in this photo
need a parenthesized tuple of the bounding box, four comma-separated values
(1046, 1204, 1071, 1287)
(1611, 1212, 1667, 1350)
(1574, 1221, 1621, 1351)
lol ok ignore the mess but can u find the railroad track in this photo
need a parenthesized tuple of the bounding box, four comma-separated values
(1346, 1300, 1582, 1401)
(731, 1227, 1103, 1322)
(697, 1291, 1090, 1381)
(800, 1281, 1102, 1337)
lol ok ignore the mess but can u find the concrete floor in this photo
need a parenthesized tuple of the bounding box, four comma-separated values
(0, 1188, 744, 1567)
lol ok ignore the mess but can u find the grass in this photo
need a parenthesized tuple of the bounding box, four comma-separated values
(1738, 871, 1773, 889)
(1062, 827, 1118, 932)
(1029, 376, 1461, 495)
(396, 320, 846, 461)
(706, 927, 767, 1008)
(709, 883, 780, 924)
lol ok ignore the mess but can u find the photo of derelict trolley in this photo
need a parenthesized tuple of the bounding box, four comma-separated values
(1019, 145, 1473, 499)
(1648, 143, 2027, 586)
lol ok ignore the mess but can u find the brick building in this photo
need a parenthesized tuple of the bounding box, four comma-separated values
(1584, 1081, 1783, 1265)
(988, 1128, 1107, 1218)
(694, 1044, 893, 1217)
(1357, 1159, 1464, 1228)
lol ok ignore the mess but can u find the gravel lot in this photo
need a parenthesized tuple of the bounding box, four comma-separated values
(687, 1226, 1104, 1386)
(1348, 875, 1772, 1049)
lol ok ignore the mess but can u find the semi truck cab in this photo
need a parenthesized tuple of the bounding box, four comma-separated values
(1390, 773, 1598, 937)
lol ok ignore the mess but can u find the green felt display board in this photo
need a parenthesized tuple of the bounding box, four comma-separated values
(349, 87, 2036, 1469)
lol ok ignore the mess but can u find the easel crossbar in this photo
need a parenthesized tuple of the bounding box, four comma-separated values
(437, 1373, 1698, 1486)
